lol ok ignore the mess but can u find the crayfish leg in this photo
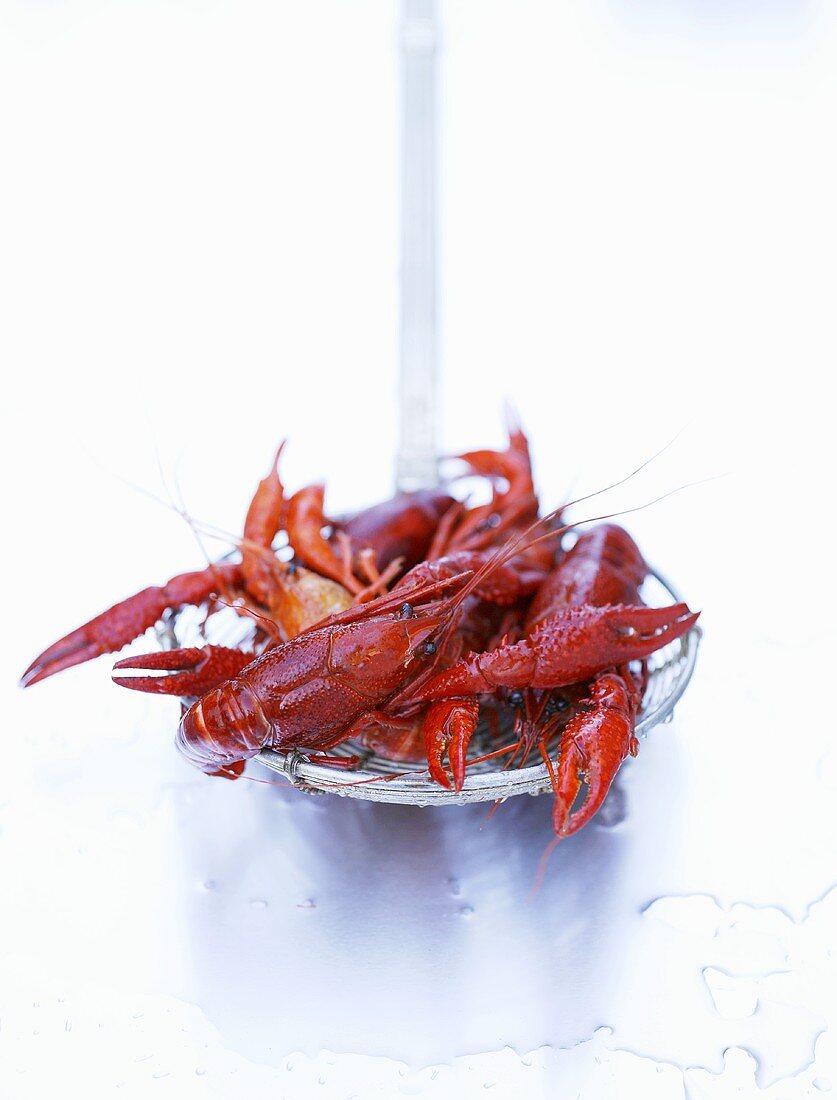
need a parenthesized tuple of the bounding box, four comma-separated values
(210, 760, 247, 780)
(350, 711, 427, 763)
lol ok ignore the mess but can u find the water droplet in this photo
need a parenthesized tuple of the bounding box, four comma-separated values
(151, 1070, 170, 1079)
(297, 899, 316, 909)
(642, 893, 724, 937)
(249, 898, 268, 910)
(459, 905, 474, 917)
(195, 1068, 206, 1077)
(203, 879, 217, 891)
(814, 1079, 832, 1092)
(64, 1019, 72, 1032)
(447, 877, 461, 896)
(703, 967, 759, 1019)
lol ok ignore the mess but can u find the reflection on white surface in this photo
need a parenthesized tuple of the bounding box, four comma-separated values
(2, 0, 837, 1095)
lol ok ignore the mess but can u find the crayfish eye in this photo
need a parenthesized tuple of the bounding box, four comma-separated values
(509, 691, 524, 708)
(545, 694, 570, 715)
(423, 641, 437, 656)
(399, 602, 414, 619)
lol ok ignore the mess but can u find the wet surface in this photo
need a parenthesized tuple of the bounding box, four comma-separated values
(3, 614, 836, 1097)
(4, 0, 837, 1095)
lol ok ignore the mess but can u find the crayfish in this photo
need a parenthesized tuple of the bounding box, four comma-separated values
(21, 423, 699, 839)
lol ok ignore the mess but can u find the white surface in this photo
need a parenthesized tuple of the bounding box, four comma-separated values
(1, 2, 835, 1097)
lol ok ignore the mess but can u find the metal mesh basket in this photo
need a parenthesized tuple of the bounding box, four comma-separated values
(160, 567, 700, 806)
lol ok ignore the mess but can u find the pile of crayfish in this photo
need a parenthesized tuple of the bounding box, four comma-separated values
(21, 425, 698, 838)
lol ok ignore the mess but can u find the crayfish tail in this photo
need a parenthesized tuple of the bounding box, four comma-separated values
(176, 679, 272, 776)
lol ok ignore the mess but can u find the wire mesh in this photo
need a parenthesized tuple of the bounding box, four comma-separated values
(161, 568, 700, 806)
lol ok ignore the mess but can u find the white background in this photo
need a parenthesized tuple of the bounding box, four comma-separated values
(1, 1, 835, 1097)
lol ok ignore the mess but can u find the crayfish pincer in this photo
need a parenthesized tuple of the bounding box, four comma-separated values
(21, 425, 700, 839)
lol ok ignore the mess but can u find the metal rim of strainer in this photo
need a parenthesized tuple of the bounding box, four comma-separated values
(165, 567, 701, 806)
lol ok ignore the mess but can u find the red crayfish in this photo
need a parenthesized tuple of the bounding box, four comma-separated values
(21, 425, 699, 838)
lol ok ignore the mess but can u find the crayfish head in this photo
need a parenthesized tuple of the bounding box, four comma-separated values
(326, 607, 448, 699)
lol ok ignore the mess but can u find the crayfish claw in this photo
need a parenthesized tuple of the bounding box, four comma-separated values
(20, 635, 102, 688)
(424, 698, 480, 792)
(550, 671, 638, 837)
(112, 645, 253, 697)
(425, 723, 452, 790)
(113, 647, 209, 673)
(622, 604, 700, 656)
(21, 564, 241, 689)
